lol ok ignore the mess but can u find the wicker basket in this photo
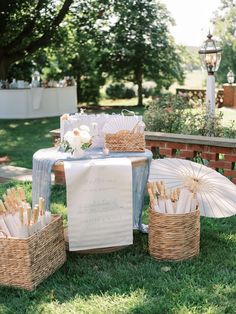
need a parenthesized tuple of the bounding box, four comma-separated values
(105, 132, 145, 152)
(148, 208, 200, 261)
(0, 215, 66, 291)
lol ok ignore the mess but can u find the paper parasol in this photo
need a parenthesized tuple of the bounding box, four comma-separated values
(149, 158, 236, 218)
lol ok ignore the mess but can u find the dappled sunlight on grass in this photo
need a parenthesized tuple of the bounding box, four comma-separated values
(0, 181, 235, 313)
(51, 203, 67, 225)
(219, 107, 236, 126)
(9, 123, 19, 128)
(0, 129, 7, 136)
(38, 289, 147, 314)
(41, 119, 50, 124)
(1, 108, 236, 313)
(0, 117, 59, 168)
(82, 97, 150, 107)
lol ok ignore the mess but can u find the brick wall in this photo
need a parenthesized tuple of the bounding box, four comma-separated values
(50, 129, 236, 184)
(145, 132, 236, 184)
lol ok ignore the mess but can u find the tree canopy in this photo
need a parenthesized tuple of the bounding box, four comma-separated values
(0, 0, 73, 79)
(213, 0, 236, 84)
(1, 0, 185, 105)
(93, 0, 184, 105)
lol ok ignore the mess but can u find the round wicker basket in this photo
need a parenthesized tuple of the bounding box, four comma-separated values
(148, 208, 200, 261)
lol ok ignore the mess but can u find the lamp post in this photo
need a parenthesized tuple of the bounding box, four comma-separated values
(198, 32, 222, 117)
(227, 68, 235, 84)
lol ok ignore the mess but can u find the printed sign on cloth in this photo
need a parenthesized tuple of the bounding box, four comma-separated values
(64, 158, 133, 251)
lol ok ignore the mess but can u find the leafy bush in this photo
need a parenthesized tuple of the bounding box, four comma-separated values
(124, 87, 136, 99)
(106, 83, 135, 99)
(143, 93, 236, 138)
(80, 79, 100, 104)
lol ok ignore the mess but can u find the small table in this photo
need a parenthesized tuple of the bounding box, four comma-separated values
(51, 154, 150, 232)
(52, 156, 148, 185)
(33, 147, 152, 233)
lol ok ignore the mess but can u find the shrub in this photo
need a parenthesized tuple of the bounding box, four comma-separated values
(79, 77, 100, 104)
(106, 83, 135, 99)
(123, 87, 135, 99)
(143, 93, 236, 138)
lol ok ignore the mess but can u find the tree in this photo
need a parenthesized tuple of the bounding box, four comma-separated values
(2, 0, 184, 106)
(0, 0, 73, 79)
(32, 1, 107, 104)
(5, 0, 108, 104)
(213, 0, 236, 84)
(95, 0, 184, 105)
(179, 46, 201, 72)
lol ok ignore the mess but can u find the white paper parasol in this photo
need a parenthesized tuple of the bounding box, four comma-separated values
(149, 158, 236, 218)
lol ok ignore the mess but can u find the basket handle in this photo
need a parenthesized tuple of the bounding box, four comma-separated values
(0, 229, 8, 238)
(121, 109, 135, 116)
(131, 121, 143, 133)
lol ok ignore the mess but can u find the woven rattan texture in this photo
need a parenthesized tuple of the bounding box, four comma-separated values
(148, 209, 200, 261)
(0, 215, 66, 290)
(105, 133, 145, 152)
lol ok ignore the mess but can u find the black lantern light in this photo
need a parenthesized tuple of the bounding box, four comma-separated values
(198, 32, 222, 75)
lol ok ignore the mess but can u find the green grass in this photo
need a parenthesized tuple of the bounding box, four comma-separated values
(1, 108, 236, 313)
(98, 97, 150, 107)
(168, 70, 206, 94)
(83, 104, 145, 116)
(0, 117, 59, 169)
(219, 107, 236, 126)
(0, 181, 236, 314)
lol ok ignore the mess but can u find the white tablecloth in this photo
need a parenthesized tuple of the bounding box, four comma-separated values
(0, 86, 77, 119)
(32, 147, 152, 232)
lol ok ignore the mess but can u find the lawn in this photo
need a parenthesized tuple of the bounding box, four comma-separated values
(169, 70, 206, 93)
(0, 180, 236, 314)
(0, 117, 59, 169)
(0, 108, 236, 313)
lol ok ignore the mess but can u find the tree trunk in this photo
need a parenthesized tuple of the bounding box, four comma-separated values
(136, 70, 143, 106)
(0, 58, 10, 80)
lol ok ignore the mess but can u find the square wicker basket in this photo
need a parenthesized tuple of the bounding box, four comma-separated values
(0, 215, 66, 291)
(148, 208, 200, 261)
(105, 132, 145, 152)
